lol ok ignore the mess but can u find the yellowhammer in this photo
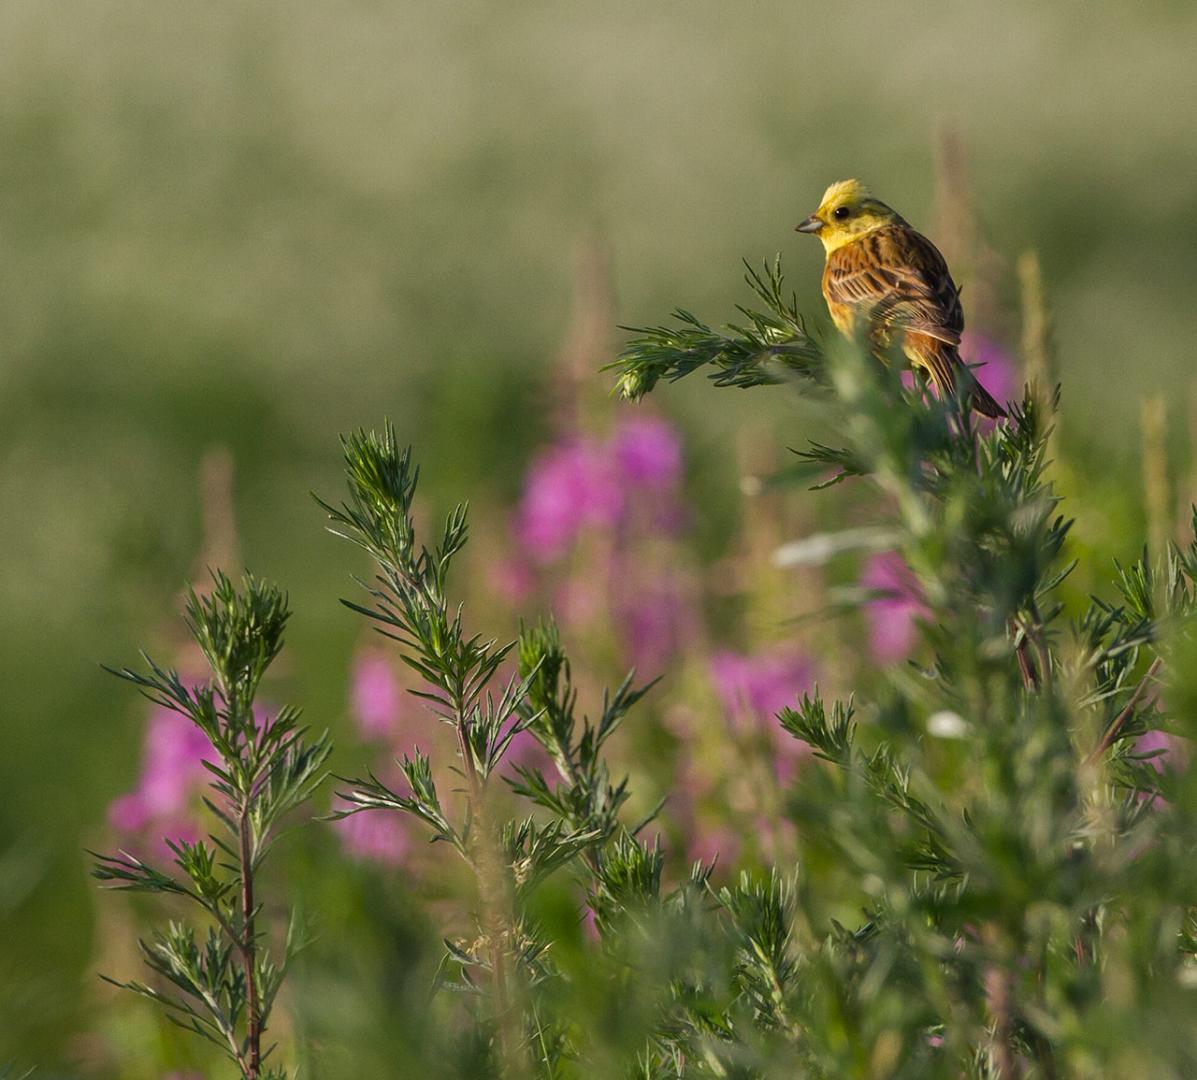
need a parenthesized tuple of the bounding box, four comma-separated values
(796, 179, 1006, 419)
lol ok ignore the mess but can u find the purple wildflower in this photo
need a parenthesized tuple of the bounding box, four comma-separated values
(612, 415, 683, 491)
(960, 331, 1019, 410)
(861, 552, 928, 663)
(515, 439, 623, 560)
(753, 813, 797, 861)
(669, 755, 715, 826)
(513, 415, 687, 563)
(108, 696, 282, 857)
(1134, 729, 1187, 809)
(107, 703, 214, 841)
(710, 649, 812, 731)
(107, 792, 150, 834)
(1129, 727, 1187, 814)
(506, 414, 695, 671)
(687, 824, 742, 868)
(488, 553, 535, 605)
(898, 332, 1018, 422)
(710, 648, 812, 783)
(138, 706, 214, 817)
(1136, 729, 1180, 773)
(617, 571, 694, 672)
(331, 799, 410, 866)
(554, 575, 606, 628)
(504, 724, 554, 777)
(351, 650, 403, 741)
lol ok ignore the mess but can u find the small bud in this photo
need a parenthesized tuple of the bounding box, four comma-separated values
(615, 369, 651, 401)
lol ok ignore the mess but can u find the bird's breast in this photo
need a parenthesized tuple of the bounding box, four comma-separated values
(821, 264, 853, 335)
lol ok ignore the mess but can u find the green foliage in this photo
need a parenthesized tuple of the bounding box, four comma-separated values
(8, 7, 1197, 1067)
(610, 259, 827, 400)
(510, 620, 656, 851)
(602, 257, 1197, 1077)
(715, 870, 799, 1034)
(321, 424, 677, 1073)
(319, 425, 532, 792)
(94, 574, 331, 1080)
(94, 255, 1197, 1077)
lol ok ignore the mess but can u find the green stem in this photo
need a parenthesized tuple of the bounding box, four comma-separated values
(238, 801, 261, 1079)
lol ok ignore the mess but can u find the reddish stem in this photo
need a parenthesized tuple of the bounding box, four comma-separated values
(1086, 656, 1163, 765)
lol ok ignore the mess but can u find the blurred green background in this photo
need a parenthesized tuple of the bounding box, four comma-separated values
(2, 0, 1196, 1072)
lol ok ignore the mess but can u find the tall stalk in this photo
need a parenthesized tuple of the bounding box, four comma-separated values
(94, 573, 330, 1080)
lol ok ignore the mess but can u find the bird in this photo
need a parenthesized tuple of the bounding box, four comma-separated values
(795, 179, 1006, 419)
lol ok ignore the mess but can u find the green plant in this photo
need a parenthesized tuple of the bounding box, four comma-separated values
(94, 574, 331, 1080)
(602, 258, 1195, 1077)
(94, 257, 1197, 1078)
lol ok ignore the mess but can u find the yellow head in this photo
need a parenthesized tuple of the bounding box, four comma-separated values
(795, 179, 905, 253)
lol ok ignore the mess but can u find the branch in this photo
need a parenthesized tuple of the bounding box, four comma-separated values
(1086, 655, 1163, 765)
(607, 258, 827, 400)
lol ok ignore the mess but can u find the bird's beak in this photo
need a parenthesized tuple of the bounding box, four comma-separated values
(795, 214, 824, 234)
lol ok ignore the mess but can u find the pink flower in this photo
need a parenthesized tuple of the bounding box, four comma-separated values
(612, 415, 683, 492)
(710, 649, 812, 731)
(138, 707, 214, 818)
(515, 439, 624, 560)
(861, 552, 928, 663)
(332, 799, 410, 866)
(960, 331, 1019, 412)
(687, 824, 741, 868)
(156, 816, 203, 852)
(108, 695, 277, 854)
(1133, 729, 1186, 810)
(1135, 728, 1187, 803)
(351, 650, 403, 740)
(554, 576, 606, 627)
(670, 750, 714, 804)
(107, 703, 215, 842)
(512, 416, 687, 563)
(504, 725, 554, 776)
(710, 648, 813, 783)
(772, 740, 808, 786)
(107, 792, 150, 834)
(618, 573, 692, 672)
(488, 554, 535, 605)
(753, 813, 797, 860)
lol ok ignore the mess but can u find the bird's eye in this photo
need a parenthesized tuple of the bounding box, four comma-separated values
(833, 206, 850, 221)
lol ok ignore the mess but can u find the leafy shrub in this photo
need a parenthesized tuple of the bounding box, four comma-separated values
(93, 259, 1196, 1079)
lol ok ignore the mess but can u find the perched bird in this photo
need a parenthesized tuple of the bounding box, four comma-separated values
(795, 179, 1005, 418)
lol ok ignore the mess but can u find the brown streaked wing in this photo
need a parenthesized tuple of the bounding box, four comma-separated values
(906, 333, 959, 395)
(824, 225, 963, 346)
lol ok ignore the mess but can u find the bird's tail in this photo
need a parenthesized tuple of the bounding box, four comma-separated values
(913, 342, 1008, 420)
(969, 379, 1006, 419)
